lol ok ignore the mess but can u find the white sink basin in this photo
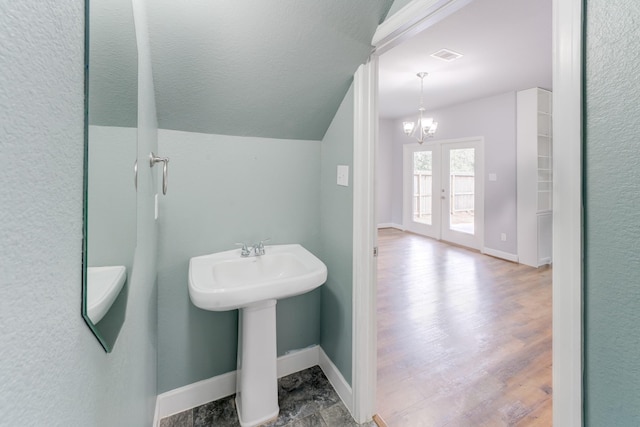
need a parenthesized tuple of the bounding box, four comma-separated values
(87, 265, 126, 324)
(188, 244, 327, 311)
(188, 244, 327, 426)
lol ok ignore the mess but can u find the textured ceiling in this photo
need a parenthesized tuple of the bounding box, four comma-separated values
(147, 0, 392, 141)
(379, 0, 552, 119)
(87, 0, 550, 135)
(88, 0, 138, 127)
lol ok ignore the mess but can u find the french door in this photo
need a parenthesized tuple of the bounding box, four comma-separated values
(403, 137, 484, 250)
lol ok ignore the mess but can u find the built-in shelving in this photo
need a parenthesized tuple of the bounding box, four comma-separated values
(517, 88, 553, 267)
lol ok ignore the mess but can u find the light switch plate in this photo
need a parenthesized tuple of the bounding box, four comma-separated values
(337, 165, 349, 186)
(489, 173, 497, 181)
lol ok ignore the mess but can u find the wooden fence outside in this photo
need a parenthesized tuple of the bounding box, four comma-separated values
(413, 172, 474, 218)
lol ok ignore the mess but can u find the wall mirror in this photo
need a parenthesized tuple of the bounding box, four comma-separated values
(83, 0, 138, 352)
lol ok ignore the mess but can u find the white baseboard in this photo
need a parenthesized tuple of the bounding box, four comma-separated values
(153, 345, 352, 426)
(277, 346, 321, 378)
(377, 223, 403, 230)
(153, 370, 237, 426)
(318, 347, 353, 414)
(482, 247, 519, 263)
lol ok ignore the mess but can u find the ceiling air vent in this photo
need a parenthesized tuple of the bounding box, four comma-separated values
(430, 49, 463, 62)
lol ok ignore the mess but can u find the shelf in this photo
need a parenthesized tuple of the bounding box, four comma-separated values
(518, 87, 553, 267)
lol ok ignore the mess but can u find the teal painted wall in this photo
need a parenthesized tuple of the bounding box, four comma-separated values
(386, 0, 413, 19)
(585, 0, 640, 424)
(87, 126, 137, 270)
(319, 84, 355, 384)
(146, 1, 391, 141)
(0, 0, 158, 425)
(86, 126, 137, 348)
(156, 129, 322, 393)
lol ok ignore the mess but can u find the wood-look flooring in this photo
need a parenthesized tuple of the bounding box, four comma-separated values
(376, 229, 552, 426)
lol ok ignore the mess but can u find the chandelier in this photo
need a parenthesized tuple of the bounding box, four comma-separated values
(402, 72, 438, 143)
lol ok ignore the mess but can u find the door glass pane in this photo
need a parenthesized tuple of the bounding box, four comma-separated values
(413, 151, 432, 225)
(449, 148, 475, 234)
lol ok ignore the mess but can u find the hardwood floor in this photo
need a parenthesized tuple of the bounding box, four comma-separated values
(376, 229, 552, 426)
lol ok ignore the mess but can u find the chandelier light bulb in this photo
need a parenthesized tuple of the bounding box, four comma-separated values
(420, 117, 434, 129)
(403, 121, 415, 135)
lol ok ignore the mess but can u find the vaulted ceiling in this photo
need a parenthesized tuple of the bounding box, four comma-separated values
(89, 0, 392, 140)
(146, 1, 392, 140)
(89, 0, 551, 139)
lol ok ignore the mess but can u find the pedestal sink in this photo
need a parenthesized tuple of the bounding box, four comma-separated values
(188, 244, 327, 427)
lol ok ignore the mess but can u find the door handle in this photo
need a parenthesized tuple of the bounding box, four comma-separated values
(149, 152, 169, 195)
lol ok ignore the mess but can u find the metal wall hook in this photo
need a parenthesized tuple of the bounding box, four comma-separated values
(149, 152, 169, 195)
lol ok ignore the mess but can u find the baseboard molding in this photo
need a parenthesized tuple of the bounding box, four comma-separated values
(153, 346, 320, 426)
(482, 247, 519, 263)
(153, 370, 237, 426)
(377, 223, 403, 230)
(318, 347, 353, 414)
(277, 346, 321, 378)
(153, 345, 353, 426)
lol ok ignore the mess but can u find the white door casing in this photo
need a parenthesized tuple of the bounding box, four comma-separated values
(352, 57, 378, 423)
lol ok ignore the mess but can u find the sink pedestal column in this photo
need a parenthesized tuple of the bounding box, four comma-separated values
(236, 299, 279, 427)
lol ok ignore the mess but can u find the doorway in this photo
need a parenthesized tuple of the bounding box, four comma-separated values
(352, 0, 583, 425)
(403, 137, 484, 250)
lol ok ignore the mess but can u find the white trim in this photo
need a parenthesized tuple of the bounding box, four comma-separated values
(154, 371, 237, 426)
(153, 346, 320, 426)
(318, 347, 354, 415)
(482, 247, 519, 263)
(352, 60, 379, 424)
(552, 0, 583, 425)
(372, 0, 473, 54)
(277, 347, 321, 378)
(377, 223, 403, 230)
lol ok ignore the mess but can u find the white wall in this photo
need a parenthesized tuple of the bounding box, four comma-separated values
(376, 118, 395, 225)
(0, 0, 158, 425)
(381, 91, 518, 255)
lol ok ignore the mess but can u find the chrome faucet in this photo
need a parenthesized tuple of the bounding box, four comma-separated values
(235, 238, 270, 257)
(254, 238, 270, 256)
(235, 242, 252, 257)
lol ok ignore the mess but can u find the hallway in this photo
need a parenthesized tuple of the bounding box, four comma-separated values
(376, 228, 552, 426)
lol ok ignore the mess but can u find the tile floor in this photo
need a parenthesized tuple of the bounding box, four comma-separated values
(160, 366, 373, 427)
